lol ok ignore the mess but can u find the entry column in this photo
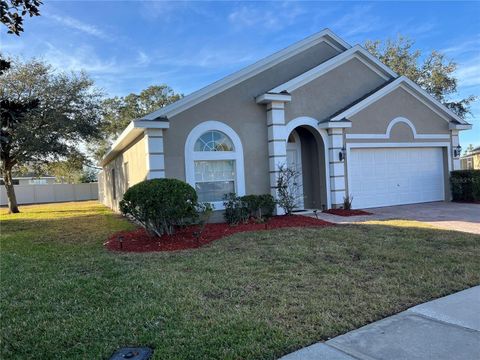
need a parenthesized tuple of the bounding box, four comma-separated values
(256, 93, 292, 214)
(328, 128, 346, 208)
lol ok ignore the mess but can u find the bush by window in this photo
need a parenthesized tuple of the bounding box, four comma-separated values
(450, 170, 480, 202)
(120, 178, 199, 236)
(223, 193, 249, 225)
(241, 194, 275, 220)
(223, 193, 276, 225)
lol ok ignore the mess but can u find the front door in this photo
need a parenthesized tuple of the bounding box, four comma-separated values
(286, 130, 304, 209)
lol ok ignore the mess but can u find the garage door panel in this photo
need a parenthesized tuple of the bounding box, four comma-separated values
(349, 147, 445, 209)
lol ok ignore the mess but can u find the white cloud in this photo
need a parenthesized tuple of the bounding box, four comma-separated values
(228, 2, 304, 30)
(136, 51, 151, 66)
(43, 42, 118, 74)
(330, 5, 384, 38)
(47, 13, 111, 40)
(456, 56, 480, 88)
(442, 36, 480, 56)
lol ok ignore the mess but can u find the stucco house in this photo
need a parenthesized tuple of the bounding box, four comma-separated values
(98, 29, 472, 213)
(460, 146, 480, 170)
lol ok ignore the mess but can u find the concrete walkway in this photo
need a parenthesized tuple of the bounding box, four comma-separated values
(311, 202, 480, 235)
(280, 286, 480, 360)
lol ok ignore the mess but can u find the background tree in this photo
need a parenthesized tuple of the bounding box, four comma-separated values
(1, 0, 42, 35)
(464, 144, 475, 155)
(90, 85, 182, 162)
(0, 57, 39, 212)
(365, 36, 476, 119)
(0, 57, 102, 213)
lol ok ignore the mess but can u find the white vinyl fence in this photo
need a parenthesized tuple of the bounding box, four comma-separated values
(0, 183, 98, 206)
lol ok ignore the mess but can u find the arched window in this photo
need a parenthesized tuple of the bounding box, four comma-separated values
(194, 130, 234, 151)
(185, 121, 245, 208)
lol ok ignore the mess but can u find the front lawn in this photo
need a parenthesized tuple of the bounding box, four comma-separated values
(1, 201, 479, 359)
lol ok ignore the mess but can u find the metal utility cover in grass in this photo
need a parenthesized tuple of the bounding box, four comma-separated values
(109, 347, 153, 360)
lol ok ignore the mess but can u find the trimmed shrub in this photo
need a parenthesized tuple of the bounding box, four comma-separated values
(450, 170, 480, 202)
(223, 193, 249, 225)
(223, 193, 276, 225)
(120, 178, 198, 236)
(241, 194, 275, 220)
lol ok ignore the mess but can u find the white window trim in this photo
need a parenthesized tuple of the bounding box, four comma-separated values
(346, 117, 451, 140)
(185, 121, 245, 209)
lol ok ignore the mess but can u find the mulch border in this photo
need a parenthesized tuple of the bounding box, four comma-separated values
(105, 215, 333, 253)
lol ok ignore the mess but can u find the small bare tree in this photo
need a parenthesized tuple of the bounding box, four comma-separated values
(276, 164, 302, 215)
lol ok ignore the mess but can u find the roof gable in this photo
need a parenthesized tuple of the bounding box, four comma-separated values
(142, 29, 350, 120)
(268, 45, 397, 94)
(331, 76, 469, 125)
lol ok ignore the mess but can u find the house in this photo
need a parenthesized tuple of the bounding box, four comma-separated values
(98, 29, 472, 213)
(460, 146, 480, 170)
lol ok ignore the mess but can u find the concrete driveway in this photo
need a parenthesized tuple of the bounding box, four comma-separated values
(316, 202, 480, 235)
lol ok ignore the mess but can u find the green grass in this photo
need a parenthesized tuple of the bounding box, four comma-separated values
(1, 201, 479, 359)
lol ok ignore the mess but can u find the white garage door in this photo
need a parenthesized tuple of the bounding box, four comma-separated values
(349, 147, 445, 209)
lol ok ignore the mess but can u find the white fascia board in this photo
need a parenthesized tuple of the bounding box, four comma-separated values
(100, 119, 169, 166)
(449, 123, 472, 130)
(255, 93, 292, 104)
(269, 45, 397, 93)
(142, 29, 351, 120)
(331, 76, 467, 124)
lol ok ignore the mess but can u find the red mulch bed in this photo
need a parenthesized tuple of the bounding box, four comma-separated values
(105, 215, 333, 253)
(322, 209, 372, 217)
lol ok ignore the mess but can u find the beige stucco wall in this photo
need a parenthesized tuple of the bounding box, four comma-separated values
(347, 87, 451, 136)
(285, 57, 387, 123)
(101, 134, 147, 211)
(164, 41, 341, 196)
(461, 153, 480, 170)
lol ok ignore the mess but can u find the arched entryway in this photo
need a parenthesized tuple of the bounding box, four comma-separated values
(285, 117, 330, 210)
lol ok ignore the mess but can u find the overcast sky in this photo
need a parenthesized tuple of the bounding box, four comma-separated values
(2, 0, 479, 146)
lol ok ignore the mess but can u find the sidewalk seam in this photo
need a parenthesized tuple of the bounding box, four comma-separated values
(406, 311, 480, 333)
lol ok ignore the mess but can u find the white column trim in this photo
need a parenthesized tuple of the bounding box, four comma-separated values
(346, 117, 451, 140)
(145, 129, 165, 180)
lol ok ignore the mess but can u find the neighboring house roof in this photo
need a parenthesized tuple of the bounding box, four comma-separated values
(461, 146, 480, 158)
(329, 76, 471, 126)
(142, 29, 350, 120)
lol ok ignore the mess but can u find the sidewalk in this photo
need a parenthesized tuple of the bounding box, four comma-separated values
(280, 286, 480, 360)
